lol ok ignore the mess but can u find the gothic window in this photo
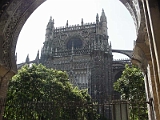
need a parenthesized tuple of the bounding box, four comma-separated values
(67, 37, 83, 49)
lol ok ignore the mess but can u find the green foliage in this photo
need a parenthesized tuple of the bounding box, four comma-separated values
(113, 64, 148, 120)
(4, 64, 99, 120)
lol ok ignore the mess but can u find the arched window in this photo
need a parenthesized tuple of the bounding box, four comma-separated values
(67, 37, 83, 49)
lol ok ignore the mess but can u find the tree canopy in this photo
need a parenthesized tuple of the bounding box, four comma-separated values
(4, 64, 98, 120)
(113, 64, 148, 120)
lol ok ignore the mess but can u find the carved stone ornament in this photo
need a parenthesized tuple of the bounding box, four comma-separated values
(0, 0, 46, 74)
(81, 30, 89, 38)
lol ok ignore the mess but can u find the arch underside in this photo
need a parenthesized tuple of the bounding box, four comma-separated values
(119, 0, 150, 70)
(0, 0, 145, 76)
(0, 0, 46, 75)
(1, 1, 159, 120)
(112, 49, 133, 58)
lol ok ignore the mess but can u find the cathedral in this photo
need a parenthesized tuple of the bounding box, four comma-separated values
(18, 9, 132, 103)
(1, 0, 159, 119)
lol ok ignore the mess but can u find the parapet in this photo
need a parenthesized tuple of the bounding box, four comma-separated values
(54, 22, 96, 33)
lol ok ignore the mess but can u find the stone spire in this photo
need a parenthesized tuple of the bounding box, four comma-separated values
(96, 13, 100, 34)
(25, 54, 29, 63)
(52, 18, 54, 29)
(81, 18, 83, 26)
(109, 42, 112, 54)
(35, 50, 39, 64)
(66, 20, 68, 27)
(100, 9, 108, 36)
(49, 16, 52, 22)
(45, 17, 54, 41)
(35, 50, 39, 60)
(110, 41, 112, 48)
(100, 9, 107, 22)
(96, 13, 99, 23)
(47, 16, 53, 29)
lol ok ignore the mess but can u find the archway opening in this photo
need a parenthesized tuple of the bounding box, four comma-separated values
(0, 0, 140, 119)
(113, 53, 130, 60)
(16, 0, 136, 64)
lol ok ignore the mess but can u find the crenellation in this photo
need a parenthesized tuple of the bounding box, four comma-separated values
(53, 23, 96, 33)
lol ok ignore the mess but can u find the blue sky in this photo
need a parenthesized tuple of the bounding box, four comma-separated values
(16, 0, 136, 64)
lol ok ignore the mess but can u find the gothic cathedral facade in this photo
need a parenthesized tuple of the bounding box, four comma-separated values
(37, 9, 130, 103)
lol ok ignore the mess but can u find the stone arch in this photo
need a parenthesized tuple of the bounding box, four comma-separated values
(112, 49, 133, 58)
(66, 35, 83, 49)
(0, 2, 46, 114)
(2, 0, 158, 119)
(0, 0, 140, 76)
(113, 70, 123, 82)
(0, 0, 46, 76)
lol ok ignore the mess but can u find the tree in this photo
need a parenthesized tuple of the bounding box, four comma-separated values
(4, 64, 99, 120)
(113, 64, 148, 120)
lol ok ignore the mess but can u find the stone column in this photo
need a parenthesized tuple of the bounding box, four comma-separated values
(0, 65, 14, 120)
(147, 63, 159, 120)
(142, 0, 160, 119)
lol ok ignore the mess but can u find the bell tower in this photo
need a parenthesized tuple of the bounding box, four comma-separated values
(90, 9, 113, 103)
